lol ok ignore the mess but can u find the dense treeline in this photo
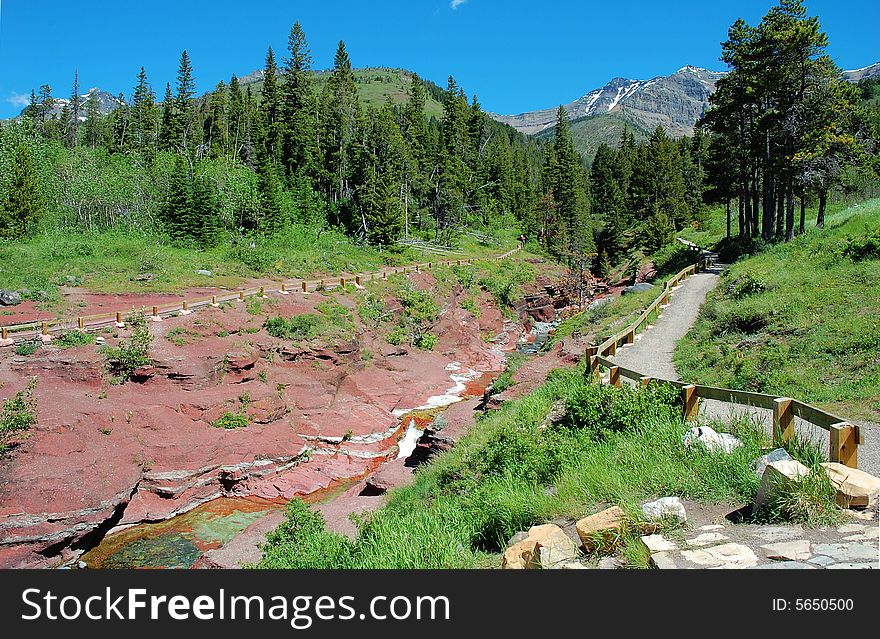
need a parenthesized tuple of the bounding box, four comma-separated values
(0, 23, 545, 252)
(701, 0, 877, 242)
(1, 3, 877, 279)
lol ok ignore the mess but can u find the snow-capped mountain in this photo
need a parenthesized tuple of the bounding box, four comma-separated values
(22, 87, 125, 121)
(491, 62, 879, 138)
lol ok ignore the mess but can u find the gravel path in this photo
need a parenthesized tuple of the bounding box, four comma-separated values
(610, 264, 723, 381)
(609, 262, 880, 476)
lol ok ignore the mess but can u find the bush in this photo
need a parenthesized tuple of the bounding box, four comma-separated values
(14, 341, 40, 356)
(264, 314, 322, 340)
(565, 382, 679, 439)
(212, 412, 250, 430)
(728, 273, 767, 299)
(1, 377, 37, 452)
(100, 311, 152, 381)
(843, 229, 880, 261)
(257, 499, 354, 569)
(56, 330, 95, 349)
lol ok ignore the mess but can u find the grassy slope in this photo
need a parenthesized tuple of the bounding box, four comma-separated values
(537, 112, 651, 163)
(675, 198, 880, 421)
(243, 68, 445, 119)
(0, 222, 524, 314)
(257, 369, 773, 569)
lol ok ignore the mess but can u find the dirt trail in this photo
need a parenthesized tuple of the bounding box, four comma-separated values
(610, 261, 880, 476)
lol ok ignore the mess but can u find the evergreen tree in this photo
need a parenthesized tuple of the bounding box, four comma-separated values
(132, 67, 158, 162)
(281, 23, 319, 178)
(158, 82, 175, 152)
(68, 70, 81, 147)
(260, 47, 282, 162)
(83, 89, 102, 148)
(0, 141, 45, 239)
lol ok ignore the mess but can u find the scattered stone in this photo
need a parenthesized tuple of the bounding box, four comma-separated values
(753, 448, 793, 479)
(502, 540, 540, 570)
(64, 275, 82, 286)
(826, 563, 876, 570)
(501, 524, 579, 569)
(507, 531, 529, 548)
(682, 543, 759, 569)
(555, 561, 589, 570)
(682, 426, 742, 454)
(752, 561, 816, 569)
(842, 528, 878, 542)
(821, 463, 880, 509)
(576, 506, 627, 552)
(0, 289, 22, 306)
(623, 283, 654, 294)
(752, 525, 805, 543)
(761, 539, 811, 561)
(649, 551, 679, 570)
(807, 555, 836, 566)
(752, 460, 811, 513)
(812, 543, 878, 563)
(95, 336, 105, 345)
(641, 496, 687, 523)
(836, 523, 866, 535)
(196, 270, 213, 276)
(686, 532, 729, 547)
(133, 273, 156, 282)
(598, 557, 627, 570)
(528, 524, 579, 567)
(699, 524, 726, 531)
(77, 561, 87, 569)
(641, 534, 678, 553)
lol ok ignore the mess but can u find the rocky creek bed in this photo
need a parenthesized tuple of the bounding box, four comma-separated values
(0, 266, 579, 568)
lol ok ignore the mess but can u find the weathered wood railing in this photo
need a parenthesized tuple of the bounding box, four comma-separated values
(0, 247, 522, 343)
(584, 247, 863, 469)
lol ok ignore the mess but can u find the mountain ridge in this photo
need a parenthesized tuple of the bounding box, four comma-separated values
(490, 61, 880, 141)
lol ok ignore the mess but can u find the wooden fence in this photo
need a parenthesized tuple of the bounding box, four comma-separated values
(0, 247, 521, 343)
(584, 248, 863, 469)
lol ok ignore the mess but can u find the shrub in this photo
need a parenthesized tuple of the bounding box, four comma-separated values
(565, 382, 679, 439)
(264, 314, 322, 340)
(728, 273, 767, 299)
(56, 330, 95, 349)
(843, 230, 880, 261)
(257, 499, 354, 569)
(1, 377, 38, 452)
(414, 332, 438, 351)
(14, 341, 40, 356)
(757, 468, 842, 526)
(100, 311, 152, 381)
(212, 412, 250, 430)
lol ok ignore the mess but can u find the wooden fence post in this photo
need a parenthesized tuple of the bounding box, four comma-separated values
(609, 366, 620, 388)
(356, 276, 361, 287)
(640, 376, 652, 388)
(383, 271, 388, 281)
(772, 397, 794, 446)
(302, 282, 308, 293)
(626, 329, 635, 345)
(340, 278, 346, 288)
(608, 339, 617, 356)
(829, 423, 858, 469)
(1, 327, 7, 341)
(78, 317, 85, 330)
(41, 322, 48, 336)
(239, 291, 245, 301)
(681, 384, 699, 421)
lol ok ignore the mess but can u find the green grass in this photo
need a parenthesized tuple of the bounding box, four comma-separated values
(676, 199, 880, 421)
(255, 367, 779, 569)
(264, 298, 355, 344)
(56, 330, 95, 349)
(212, 412, 250, 430)
(0, 225, 418, 305)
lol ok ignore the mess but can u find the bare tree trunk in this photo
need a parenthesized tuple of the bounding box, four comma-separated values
(785, 175, 795, 242)
(726, 199, 731, 239)
(775, 181, 785, 239)
(798, 195, 806, 235)
(817, 189, 827, 229)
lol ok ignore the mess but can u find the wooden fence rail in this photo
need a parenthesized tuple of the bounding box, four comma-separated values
(0, 248, 522, 342)
(586, 244, 863, 469)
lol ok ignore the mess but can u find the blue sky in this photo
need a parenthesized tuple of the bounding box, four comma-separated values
(1, 0, 878, 119)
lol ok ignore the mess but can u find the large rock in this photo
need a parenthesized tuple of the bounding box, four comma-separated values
(502, 540, 541, 570)
(641, 497, 687, 523)
(576, 506, 627, 552)
(752, 459, 811, 513)
(821, 463, 880, 509)
(501, 524, 579, 569)
(528, 524, 579, 567)
(753, 448, 793, 480)
(683, 425, 742, 454)
(623, 283, 654, 295)
(0, 289, 22, 306)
